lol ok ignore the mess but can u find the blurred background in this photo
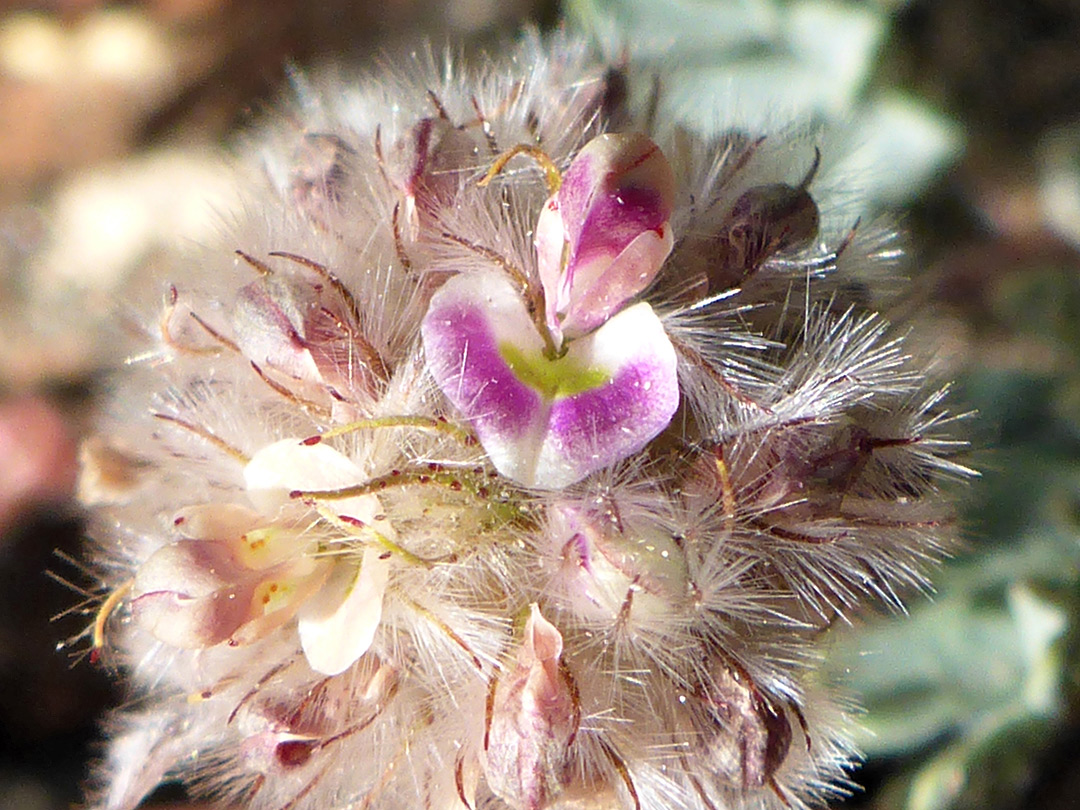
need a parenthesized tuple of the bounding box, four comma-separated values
(0, 1, 1078, 809)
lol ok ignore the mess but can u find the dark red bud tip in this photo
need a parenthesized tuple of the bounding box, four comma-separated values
(288, 489, 304, 499)
(340, 515, 365, 527)
(276, 740, 315, 768)
(301, 435, 323, 446)
(174, 516, 186, 525)
(89, 648, 101, 666)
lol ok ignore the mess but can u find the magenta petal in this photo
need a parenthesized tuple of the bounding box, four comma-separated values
(535, 133, 676, 339)
(421, 272, 679, 488)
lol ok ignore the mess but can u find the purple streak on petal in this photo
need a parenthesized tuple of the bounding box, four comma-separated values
(424, 276, 679, 489)
(544, 351, 679, 478)
(570, 185, 668, 273)
(421, 296, 542, 440)
(130, 539, 259, 648)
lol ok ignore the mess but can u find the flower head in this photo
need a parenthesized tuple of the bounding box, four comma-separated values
(77, 34, 969, 810)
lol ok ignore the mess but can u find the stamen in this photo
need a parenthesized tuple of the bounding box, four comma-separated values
(291, 464, 530, 527)
(189, 312, 240, 353)
(470, 96, 500, 155)
(714, 450, 737, 537)
(438, 230, 557, 357)
(235, 249, 272, 276)
(391, 202, 413, 273)
(599, 737, 641, 810)
(401, 595, 483, 671)
(312, 504, 438, 569)
(670, 335, 772, 412)
(249, 362, 333, 420)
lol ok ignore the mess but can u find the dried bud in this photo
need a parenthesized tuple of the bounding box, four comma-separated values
(691, 657, 795, 794)
(484, 605, 579, 810)
(289, 133, 356, 220)
(389, 117, 479, 239)
(535, 133, 675, 344)
(707, 174, 820, 292)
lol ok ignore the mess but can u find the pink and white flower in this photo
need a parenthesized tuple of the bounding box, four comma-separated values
(421, 134, 680, 488)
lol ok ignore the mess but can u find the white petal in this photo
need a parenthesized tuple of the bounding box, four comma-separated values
(298, 547, 391, 676)
(243, 438, 380, 519)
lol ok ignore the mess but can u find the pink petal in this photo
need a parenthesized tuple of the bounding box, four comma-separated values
(535, 133, 675, 340)
(130, 540, 255, 648)
(558, 223, 674, 338)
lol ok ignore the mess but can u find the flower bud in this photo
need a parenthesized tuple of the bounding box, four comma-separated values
(535, 133, 675, 343)
(484, 604, 579, 810)
(289, 133, 355, 223)
(546, 503, 687, 627)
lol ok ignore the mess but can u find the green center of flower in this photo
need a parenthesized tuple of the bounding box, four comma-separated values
(499, 342, 610, 399)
